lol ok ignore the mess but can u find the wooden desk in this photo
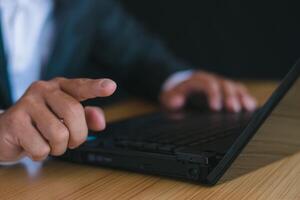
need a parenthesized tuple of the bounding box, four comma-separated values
(1, 81, 299, 200)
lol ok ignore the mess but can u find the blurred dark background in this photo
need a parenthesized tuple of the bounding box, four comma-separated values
(122, 0, 300, 79)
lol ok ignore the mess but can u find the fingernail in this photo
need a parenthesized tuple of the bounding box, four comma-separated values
(211, 100, 222, 111)
(245, 97, 257, 111)
(100, 79, 115, 88)
(232, 99, 241, 112)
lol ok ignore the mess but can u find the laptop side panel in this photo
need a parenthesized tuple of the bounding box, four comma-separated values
(59, 148, 211, 182)
(205, 61, 300, 185)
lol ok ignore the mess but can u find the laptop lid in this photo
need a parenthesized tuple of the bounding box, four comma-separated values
(206, 59, 300, 185)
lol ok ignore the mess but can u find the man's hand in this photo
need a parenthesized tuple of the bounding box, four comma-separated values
(0, 78, 117, 162)
(160, 71, 257, 112)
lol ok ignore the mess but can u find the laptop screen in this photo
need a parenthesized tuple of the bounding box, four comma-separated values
(207, 62, 300, 185)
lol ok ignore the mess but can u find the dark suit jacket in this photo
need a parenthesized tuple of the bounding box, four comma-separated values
(0, 0, 188, 109)
(124, 0, 300, 79)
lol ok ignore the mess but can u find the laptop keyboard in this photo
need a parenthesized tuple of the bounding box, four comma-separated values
(86, 111, 254, 154)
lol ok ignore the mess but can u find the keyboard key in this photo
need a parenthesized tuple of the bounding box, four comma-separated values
(104, 110, 254, 154)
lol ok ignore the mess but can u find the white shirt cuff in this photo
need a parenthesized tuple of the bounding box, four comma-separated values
(0, 160, 21, 166)
(162, 70, 194, 91)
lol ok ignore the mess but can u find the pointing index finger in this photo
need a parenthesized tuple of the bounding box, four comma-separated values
(56, 78, 117, 101)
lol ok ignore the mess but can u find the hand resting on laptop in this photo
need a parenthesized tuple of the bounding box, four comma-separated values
(160, 71, 257, 112)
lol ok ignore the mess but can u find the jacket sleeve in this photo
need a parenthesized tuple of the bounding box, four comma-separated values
(92, 0, 190, 100)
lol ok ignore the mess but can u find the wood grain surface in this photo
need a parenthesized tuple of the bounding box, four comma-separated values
(1, 80, 299, 200)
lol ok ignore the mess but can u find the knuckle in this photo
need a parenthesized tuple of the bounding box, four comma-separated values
(31, 146, 50, 161)
(40, 145, 51, 156)
(49, 89, 61, 97)
(73, 91, 86, 101)
(51, 77, 66, 84)
(21, 95, 39, 106)
(29, 81, 50, 91)
(51, 126, 69, 144)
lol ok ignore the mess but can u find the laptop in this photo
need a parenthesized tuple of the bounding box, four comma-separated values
(58, 60, 300, 186)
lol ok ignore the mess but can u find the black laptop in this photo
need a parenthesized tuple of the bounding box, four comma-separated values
(58, 60, 300, 186)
